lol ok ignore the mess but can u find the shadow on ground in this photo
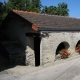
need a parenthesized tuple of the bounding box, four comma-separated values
(0, 54, 18, 72)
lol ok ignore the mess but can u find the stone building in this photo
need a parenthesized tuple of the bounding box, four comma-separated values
(1, 10, 80, 66)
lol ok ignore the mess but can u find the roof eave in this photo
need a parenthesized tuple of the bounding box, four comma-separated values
(38, 27, 80, 31)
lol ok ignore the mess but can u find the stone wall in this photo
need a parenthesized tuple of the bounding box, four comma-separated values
(40, 31, 80, 65)
(26, 37, 35, 66)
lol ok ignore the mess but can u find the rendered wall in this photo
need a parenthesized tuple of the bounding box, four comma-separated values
(40, 31, 80, 65)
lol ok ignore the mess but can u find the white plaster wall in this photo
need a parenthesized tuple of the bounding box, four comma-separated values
(41, 31, 80, 65)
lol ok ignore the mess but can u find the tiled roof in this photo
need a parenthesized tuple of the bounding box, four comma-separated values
(12, 10, 80, 30)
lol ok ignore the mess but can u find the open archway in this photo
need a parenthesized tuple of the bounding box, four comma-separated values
(56, 41, 70, 55)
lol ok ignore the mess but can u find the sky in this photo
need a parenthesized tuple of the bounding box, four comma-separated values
(41, 0, 80, 18)
(0, 0, 80, 18)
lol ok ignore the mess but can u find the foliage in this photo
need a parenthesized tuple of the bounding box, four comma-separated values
(6, 0, 42, 12)
(59, 49, 70, 59)
(25, 0, 42, 12)
(0, 2, 3, 25)
(57, 2, 69, 16)
(0, 1, 8, 26)
(7, 0, 26, 10)
(41, 2, 69, 16)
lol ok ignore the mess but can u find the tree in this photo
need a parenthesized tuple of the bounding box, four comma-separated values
(0, 2, 3, 25)
(25, 0, 31, 10)
(7, 0, 26, 10)
(57, 2, 69, 16)
(41, 6, 57, 15)
(0, 1, 7, 26)
(41, 5, 58, 15)
(6, 0, 42, 12)
(41, 6, 48, 14)
(47, 6, 57, 15)
(41, 2, 69, 16)
(26, 0, 42, 12)
(0, 2, 3, 15)
(32, 0, 42, 10)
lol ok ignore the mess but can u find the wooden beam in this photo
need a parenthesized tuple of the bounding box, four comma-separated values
(26, 33, 40, 37)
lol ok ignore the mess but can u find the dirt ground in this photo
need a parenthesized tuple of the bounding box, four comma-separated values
(0, 52, 80, 76)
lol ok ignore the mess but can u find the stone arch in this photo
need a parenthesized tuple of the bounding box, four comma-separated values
(75, 40, 80, 52)
(56, 41, 70, 55)
(76, 40, 80, 47)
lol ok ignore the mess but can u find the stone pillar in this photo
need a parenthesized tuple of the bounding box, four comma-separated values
(26, 36, 35, 66)
(40, 32, 55, 65)
(40, 37, 43, 66)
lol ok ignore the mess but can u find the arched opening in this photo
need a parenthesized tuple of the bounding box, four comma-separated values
(56, 41, 70, 55)
(75, 40, 80, 53)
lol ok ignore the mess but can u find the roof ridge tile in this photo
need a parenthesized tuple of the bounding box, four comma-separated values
(12, 10, 80, 20)
(12, 10, 39, 14)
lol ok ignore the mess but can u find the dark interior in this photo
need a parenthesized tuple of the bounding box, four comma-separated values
(56, 42, 65, 55)
(34, 37, 40, 66)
